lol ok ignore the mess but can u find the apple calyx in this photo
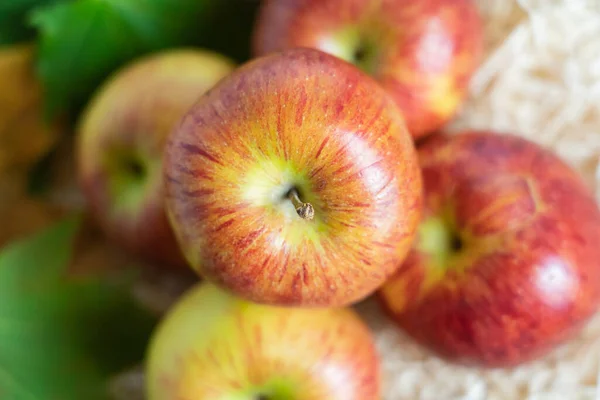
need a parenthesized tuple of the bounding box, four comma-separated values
(105, 149, 153, 212)
(121, 155, 147, 183)
(287, 187, 314, 221)
(417, 214, 464, 268)
(351, 38, 379, 76)
(320, 26, 382, 76)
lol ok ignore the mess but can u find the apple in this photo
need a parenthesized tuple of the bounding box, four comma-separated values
(0, 43, 63, 177)
(377, 131, 600, 367)
(77, 49, 235, 269)
(252, 0, 484, 140)
(145, 282, 381, 400)
(163, 48, 423, 307)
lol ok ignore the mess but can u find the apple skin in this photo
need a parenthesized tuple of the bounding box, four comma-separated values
(146, 282, 381, 400)
(252, 0, 483, 140)
(163, 48, 423, 307)
(77, 49, 235, 269)
(377, 131, 600, 367)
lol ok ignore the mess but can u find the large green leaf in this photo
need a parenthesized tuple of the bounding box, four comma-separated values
(0, 215, 157, 400)
(0, 0, 64, 45)
(29, 0, 228, 117)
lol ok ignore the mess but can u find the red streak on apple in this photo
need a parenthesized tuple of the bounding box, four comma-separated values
(378, 132, 600, 367)
(253, 0, 483, 139)
(164, 48, 423, 307)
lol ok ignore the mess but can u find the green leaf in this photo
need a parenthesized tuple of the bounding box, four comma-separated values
(29, 0, 223, 117)
(0, 215, 157, 400)
(0, 0, 64, 45)
(194, 0, 260, 64)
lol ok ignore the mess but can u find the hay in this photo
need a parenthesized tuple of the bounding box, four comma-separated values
(366, 1, 600, 398)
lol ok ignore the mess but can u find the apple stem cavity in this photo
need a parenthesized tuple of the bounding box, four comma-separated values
(351, 37, 378, 76)
(123, 157, 146, 181)
(287, 188, 315, 221)
(353, 44, 369, 65)
(450, 234, 463, 252)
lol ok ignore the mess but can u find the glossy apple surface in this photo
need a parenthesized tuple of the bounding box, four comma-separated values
(378, 131, 600, 367)
(252, 0, 483, 139)
(163, 48, 422, 307)
(77, 49, 235, 268)
(146, 282, 381, 400)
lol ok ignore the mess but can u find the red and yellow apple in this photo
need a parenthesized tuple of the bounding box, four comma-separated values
(77, 49, 235, 269)
(252, 0, 484, 140)
(163, 48, 423, 307)
(378, 131, 600, 367)
(146, 282, 381, 400)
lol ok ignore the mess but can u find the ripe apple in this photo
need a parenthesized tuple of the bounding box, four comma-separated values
(252, 0, 484, 140)
(146, 282, 381, 399)
(77, 49, 235, 269)
(0, 43, 63, 176)
(163, 48, 423, 307)
(377, 131, 600, 367)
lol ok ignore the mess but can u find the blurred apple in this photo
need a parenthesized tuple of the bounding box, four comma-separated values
(76, 49, 235, 269)
(0, 43, 63, 176)
(378, 131, 600, 367)
(252, 0, 483, 139)
(0, 43, 66, 245)
(163, 48, 422, 307)
(146, 282, 380, 400)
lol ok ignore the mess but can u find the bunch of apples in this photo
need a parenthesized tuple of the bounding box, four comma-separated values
(75, 0, 600, 398)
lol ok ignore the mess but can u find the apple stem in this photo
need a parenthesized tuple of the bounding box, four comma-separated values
(287, 188, 314, 221)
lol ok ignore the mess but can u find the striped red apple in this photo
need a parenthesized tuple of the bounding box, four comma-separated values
(252, 0, 484, 139)
(163, 48, 423, 307)
(378, 132, 600, 367)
